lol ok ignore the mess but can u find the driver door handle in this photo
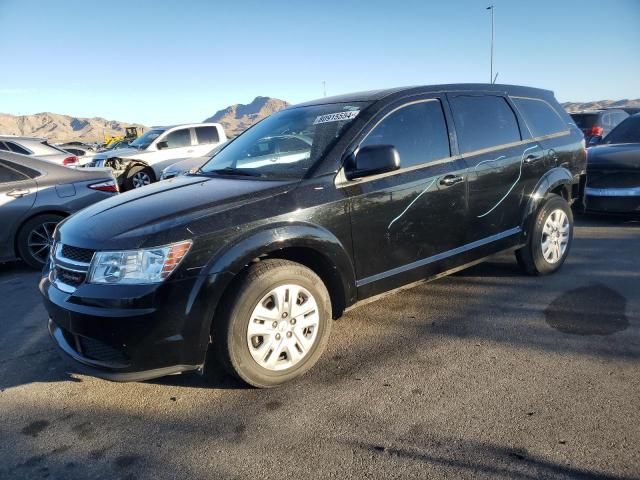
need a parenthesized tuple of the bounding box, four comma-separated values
(439, 174, 464, 187)
(7, 188, 30, 197)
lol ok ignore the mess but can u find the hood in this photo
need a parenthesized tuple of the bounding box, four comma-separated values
(56, 174, 294, 250)
(93, 147, 142, 160)
(164, 156, 209, 174)
(587, 143, 640, 170)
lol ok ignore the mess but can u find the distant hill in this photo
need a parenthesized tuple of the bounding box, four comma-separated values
(204, 96, 289, 138)
(562, 99, 640, 112)
(0, 112, 146, 144)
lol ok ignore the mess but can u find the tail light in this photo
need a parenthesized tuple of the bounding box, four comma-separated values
(63, 156, 78, 166)
(587, 126, 604, 137)
(88, 180, 119, 193)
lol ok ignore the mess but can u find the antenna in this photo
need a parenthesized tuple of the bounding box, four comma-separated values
(487, 5, 494, 84)
(322, 81, 327, 97)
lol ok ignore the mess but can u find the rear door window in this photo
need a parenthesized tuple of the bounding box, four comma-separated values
(512, 97, 568, 137)
(361, 99, 450, 168)
(5, 142, 31, 155)
(195, 126, 220, 145)
(449, 96, 521, 153)
(4, 160, 40, 179)
(163, 129, 192, 148)
(0, 162, 28, 183)
(0, 142, 8, 151)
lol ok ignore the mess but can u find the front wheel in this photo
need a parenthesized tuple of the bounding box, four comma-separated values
(516, 194, 573, 275)
(124, 165, 155, 190)
(213, 259, 332, 388)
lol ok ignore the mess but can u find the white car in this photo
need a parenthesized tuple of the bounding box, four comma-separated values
(0, 136, 79, 166)
(87, 123, 227, 190)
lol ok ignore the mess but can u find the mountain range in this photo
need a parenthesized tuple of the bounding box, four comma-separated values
(1, 97, 637, 144)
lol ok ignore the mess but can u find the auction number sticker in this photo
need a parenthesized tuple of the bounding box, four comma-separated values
(313, 110, 359, 125)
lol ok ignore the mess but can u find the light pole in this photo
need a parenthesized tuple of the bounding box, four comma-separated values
(487, 5, 494, 84)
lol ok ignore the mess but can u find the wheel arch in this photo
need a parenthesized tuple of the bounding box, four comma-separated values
(522, 167, 574, 234)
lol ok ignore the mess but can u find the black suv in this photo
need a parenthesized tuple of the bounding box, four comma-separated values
(41, 84, 586, 387)
(570, 109, 629, 145)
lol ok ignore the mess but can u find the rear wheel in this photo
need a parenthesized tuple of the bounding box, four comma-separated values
(213, 259, 332, 388)
(17, 214, 64, 269)
(125, 165, 155, 190)
(516, 194, 573, 275)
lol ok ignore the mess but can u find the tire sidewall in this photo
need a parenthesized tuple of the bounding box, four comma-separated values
(225, 263, 332, 387)
(530, 195, 574, 274)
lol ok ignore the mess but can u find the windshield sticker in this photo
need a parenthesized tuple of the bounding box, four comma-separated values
(313, 110, 359, 125)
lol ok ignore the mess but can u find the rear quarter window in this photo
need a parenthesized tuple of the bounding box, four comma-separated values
(512, 97, 568, 137)
(449, 95, 521, 153)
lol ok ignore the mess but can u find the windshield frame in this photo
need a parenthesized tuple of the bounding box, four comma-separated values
(197, 101, 370, 181)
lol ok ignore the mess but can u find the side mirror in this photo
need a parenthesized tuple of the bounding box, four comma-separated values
(346, 145, 400, 180)
(156, 141, 169, 150)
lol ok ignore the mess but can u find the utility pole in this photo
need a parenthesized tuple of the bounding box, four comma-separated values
(487, 5, 494, 84)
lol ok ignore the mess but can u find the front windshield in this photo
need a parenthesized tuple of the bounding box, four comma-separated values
(129, 129, 165, 149)
(199, 102, 367, 179)
(603, 116, 640, 144)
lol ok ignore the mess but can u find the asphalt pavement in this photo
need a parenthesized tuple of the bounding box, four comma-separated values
(0, 215, 638, 480)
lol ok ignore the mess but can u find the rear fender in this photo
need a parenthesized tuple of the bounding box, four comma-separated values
(522, 166, 574, 234)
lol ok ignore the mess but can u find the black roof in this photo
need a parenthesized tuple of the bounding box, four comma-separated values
(294, 83, 555, 107)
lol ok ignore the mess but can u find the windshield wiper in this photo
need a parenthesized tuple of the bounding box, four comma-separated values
(207, 167, 263, 177)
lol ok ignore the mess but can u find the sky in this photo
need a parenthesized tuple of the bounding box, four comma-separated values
(0, 0, 638, 125)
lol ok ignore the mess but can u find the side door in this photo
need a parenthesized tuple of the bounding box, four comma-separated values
(342, 96, 468, 298)
(448, 93, 543, 243)
(193, 125, 222, 156)
(0, 160, 37, 259)
(147, 127, 197, 174)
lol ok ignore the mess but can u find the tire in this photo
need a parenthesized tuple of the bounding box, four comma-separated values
(17, 214, 64, 269)
(213, 259, 332, 388)
(124, 165, 155, 190)
(516, 194, 573, 275)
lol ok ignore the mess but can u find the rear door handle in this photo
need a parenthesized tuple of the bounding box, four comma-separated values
(524, 154, 542, 164)
(439, 174, 464, 187)
(7, 188, 30, 197)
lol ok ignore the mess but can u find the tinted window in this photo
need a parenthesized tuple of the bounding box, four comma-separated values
(513, 97, 567, 137)
(603, 116, 640, 144)
(6, 142, 30, 155)
(0, 163, 27, 183)
(4, 160, 40, 179)
(361, 100, 450, 168)
(571, 114, 599, 129)
(0, 142, 8, 151)
(450, 96, 521, 153)
(195, 126, 219, 145)
(163, 129, 192, 148)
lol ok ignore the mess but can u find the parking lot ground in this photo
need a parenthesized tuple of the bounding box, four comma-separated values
(0, 215, 638, 480)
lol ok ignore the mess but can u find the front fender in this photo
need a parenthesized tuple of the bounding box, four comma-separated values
(522, 166, 574, 231)
(185, 222, 356, 355)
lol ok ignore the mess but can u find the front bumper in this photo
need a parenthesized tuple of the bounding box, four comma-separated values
(40, 270, 215, 381)
(585, 186, 640, 213)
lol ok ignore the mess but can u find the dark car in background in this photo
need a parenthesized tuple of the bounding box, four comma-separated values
(0, 152, 118, 268)
(41, 84, 586, 387)
(585, 114, 640, 214)
(570, 109, 629, 146)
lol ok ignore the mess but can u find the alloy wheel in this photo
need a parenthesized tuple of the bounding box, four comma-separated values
(246, 284, 320, 371)
(541, 208, 570, 264)
(132, 171, 151, 188)
(27, 221, 57, 264)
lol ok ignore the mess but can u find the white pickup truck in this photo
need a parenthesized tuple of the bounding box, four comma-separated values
(87, 123, 227, 190)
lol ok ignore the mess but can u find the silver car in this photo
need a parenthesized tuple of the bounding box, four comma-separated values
(0, 136, 79, 166)
(0, 151, 118, 268)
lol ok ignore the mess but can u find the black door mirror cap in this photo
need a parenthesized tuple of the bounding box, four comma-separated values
(346, 144, 400, 180)
(156, 141, 169, 150)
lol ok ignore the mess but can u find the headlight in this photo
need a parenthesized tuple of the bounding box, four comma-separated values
(87, 240, 192, 285)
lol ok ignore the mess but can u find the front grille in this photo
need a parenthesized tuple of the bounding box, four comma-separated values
(77, 336, 129, 365)
(56, 267, 86, 287)
(61, 245, 95, 264)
